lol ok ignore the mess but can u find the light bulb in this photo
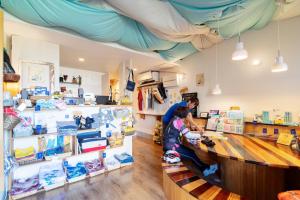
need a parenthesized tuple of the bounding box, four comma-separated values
(271, 55, 288, 72)
(212, 84, 222, 95)
(232, 42, 248, 61)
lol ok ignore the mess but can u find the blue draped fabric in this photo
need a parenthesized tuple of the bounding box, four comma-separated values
(0, 0, 277, 61)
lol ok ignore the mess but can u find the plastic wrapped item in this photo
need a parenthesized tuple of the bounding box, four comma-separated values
(10, 175, 39, 197)
(64, 161, 87, 183)
(4, 113, 20, 130)
(105, 157, 121, 171)
(15, 146, 35, 160)
(4, 154, 18, 175)
(114, 153, 134, 166)
(77, 131, 106, 153)
(39, 163, 65, 190)
(56, 121, 78, 135)
(91, 113, 100, 129)
(84, 159, 105, 176)
(35, 99, 56, 110)
(13, 123, 33, 138)
(108, 132, 124, 148)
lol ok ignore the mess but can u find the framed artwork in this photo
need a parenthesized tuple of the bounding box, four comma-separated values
(196, 73, 204, 86)
(199, 112, 209, 118)
(21, 61, 55, 92)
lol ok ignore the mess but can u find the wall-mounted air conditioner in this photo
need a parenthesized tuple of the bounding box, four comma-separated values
(137, 71, 159, 85)
(162, 74, 184, 87)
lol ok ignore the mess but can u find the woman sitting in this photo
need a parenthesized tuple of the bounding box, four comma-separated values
(163, 106, 218, 177)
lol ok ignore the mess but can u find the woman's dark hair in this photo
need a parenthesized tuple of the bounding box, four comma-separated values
(189, 97, 199, 107)
(174, 107, 190, 119)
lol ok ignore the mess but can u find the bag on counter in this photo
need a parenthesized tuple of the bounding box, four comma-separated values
(126, 69, 136, 91)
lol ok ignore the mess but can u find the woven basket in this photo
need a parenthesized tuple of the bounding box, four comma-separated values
(4, 114, 21, 130)
(4, 73, 20, 82)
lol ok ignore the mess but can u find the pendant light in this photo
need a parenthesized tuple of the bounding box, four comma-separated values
(232, 4, 248, 61)
(272, 2, 288, 72)
(212, 21, 222, 95)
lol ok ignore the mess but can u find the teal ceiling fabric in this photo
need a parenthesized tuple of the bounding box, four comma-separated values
(1, 0, 277, 62)
(169, 0, 276, 38)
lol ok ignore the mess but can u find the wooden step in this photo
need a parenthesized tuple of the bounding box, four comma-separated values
(162, 162, 246, 200)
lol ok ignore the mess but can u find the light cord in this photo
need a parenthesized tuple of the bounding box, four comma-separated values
(215, 20, 220, 84)
(277, 3, 282, 56)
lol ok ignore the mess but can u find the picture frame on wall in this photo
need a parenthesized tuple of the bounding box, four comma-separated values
(21, 60, 55, 92)
(196, 73, 204, 86)
(199, 112, 209, 119)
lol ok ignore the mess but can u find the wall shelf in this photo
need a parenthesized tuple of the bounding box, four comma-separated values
(137, 81, 161, 88)
(59, 81, 81, 86)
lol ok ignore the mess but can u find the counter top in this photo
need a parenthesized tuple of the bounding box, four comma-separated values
(136, 111, 165, 116)
(187, 134, 300, 168)
(23, 104, 132, 112)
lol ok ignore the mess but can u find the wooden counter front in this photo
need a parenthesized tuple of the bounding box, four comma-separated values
(185, 134, 300, 200)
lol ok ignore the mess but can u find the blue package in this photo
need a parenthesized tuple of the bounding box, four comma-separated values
(65, 162, 87, 180)
(114, 153, 134, 164)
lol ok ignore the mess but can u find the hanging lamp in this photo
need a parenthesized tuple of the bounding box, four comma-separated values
(232, 4, 248, 61)
(272, 2, 288, 72)
(212, 21, 222, 95)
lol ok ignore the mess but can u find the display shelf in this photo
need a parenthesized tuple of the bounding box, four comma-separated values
(11, 163, 132, 200)
(244, 121, 299, 127)
(17, 159, 44, 166)
(59, 81, 80, 86)
(136, 111, 165, 116)
(15, 143, 128, 167)
(137, 81, 161, 88)
(13, 128, 99, 139)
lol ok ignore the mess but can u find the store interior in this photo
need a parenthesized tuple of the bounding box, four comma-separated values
(1, 1, 300, 200)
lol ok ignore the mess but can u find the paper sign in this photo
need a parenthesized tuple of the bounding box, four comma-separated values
(277, 133, 294, 146)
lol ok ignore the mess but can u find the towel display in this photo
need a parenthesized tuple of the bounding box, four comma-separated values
(84, 159, 105, 174)
(114, 153, 134, 165)
(64, 161, 87, 181)
(10, 175, 39, 196)
(105, 157, 121, 171)
(39, 163, 65, 188)
(14, 146, 35, 161)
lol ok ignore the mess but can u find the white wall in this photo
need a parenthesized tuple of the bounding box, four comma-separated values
(11, 35, 60, 91)
(177, 16, 300, 119)
(60, 66, 103, 95)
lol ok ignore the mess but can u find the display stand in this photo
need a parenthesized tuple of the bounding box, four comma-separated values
(9, 105, 134, 199)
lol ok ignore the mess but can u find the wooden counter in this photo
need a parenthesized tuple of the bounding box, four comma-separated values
(185, 134, 300, 200)
(191, 134, 300, 168)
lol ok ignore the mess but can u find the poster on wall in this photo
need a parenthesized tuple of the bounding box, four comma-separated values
(196, 73, 204, 86)
(21, 61, 55, 91)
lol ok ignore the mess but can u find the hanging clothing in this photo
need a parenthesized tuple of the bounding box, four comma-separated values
(153, 88, 164, 104)
(157, 83, 167, 99)
(138, 89, 143, 111)
(144, 89, 148, 110)
(147, 88, 152, 109)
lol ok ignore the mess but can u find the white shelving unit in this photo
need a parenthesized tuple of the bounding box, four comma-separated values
(10, 105, 134, 199)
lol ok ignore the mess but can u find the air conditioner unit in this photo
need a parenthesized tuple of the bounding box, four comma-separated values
(137, 71, 159, 85)
(162, 74, 183, 87)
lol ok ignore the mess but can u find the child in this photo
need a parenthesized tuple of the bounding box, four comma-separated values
(163, 107, 218, 177)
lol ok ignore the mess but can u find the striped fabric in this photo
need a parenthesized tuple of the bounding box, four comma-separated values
(162, 162, 245, 200)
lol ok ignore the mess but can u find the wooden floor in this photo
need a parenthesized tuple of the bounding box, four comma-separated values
(24, 133, 166, 200)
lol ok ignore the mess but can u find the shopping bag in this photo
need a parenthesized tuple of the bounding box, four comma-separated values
(126, 69, 136, 91)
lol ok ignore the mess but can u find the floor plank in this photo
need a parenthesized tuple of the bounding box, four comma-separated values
(23, 133, 166, 200)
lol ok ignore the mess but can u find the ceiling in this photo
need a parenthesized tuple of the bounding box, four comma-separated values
(4, 13, 175, 74)
(273, 0, 300, 20)
(3, 0, 300, 74)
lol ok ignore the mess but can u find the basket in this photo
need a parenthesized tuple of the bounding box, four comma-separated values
(4, 114, 21, 130)
(4, 73, 20, 82)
